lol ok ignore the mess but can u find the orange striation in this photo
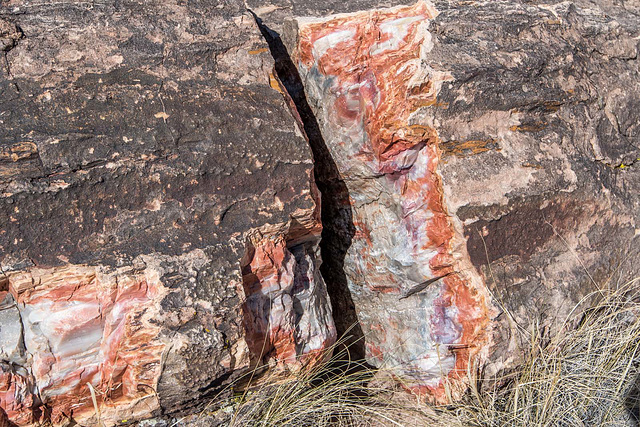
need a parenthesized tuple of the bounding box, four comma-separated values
(291, 0, 491, 401)
(1, 265, 165, 425)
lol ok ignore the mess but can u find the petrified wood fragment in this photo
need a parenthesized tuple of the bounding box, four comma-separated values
(4, 266, 165, 425)
(0, 0, 638, 422)
(286, 1, 491, 401)
(283, 0, 640, 401)
(0, 1, 334, 425)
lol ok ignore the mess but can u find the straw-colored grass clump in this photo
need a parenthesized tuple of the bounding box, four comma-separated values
(203, 279, 640, 426)
(457, 280, 640, 426)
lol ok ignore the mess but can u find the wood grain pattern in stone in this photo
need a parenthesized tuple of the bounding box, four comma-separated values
(0, 1, 334, 424)
(289, 0, 491, 401)
(5, 266, 165, 425)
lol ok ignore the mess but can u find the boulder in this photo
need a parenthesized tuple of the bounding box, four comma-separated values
(0, 1, 334, 425)
(279, 0, 640, 401)
(0, 0, 639, 422)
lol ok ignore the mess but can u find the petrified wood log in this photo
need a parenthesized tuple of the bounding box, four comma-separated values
(0, 2, 334, 425)
(0, 0, 639, 424)
(285, 2, 491, 401)
(281, 0, 640, 402)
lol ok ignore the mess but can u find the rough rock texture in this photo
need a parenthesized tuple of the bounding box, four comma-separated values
(285, 2, 491, 400)
(416, 0, 640, 376)
(241, 232, 334, 366)
(5, 266, 165, 424)
(0, 1, 334, 425)
(280, 0, 640, 401)
(0, 0, 639, 422)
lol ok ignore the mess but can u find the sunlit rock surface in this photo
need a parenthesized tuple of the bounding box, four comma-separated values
(281, 0, 640, 401)
(4, 266, 165, 425)
(286, 1, 491, 400)
(241, 234, 335, 366)
(0, 1, 334, 424)
(1, 0, 639, 423)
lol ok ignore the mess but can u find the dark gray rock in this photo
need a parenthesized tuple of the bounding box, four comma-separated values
(0, 1, 333, 425)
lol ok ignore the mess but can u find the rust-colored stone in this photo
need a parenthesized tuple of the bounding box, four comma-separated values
(440, 138, 500, 158)
(241, 232, 336, 368)
(4, 265, 166, 425)
(289, 1, 491, 401)
(0, 0, 334, 421)
(0, 367, 39, 425)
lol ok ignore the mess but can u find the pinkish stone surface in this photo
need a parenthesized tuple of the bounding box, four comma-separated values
(3, 266, 166, 425)
(241, 234, 336, 367)
(1, 0, 639, 422)
(288, 1, 491, 401)
(0, 366, 38, 425)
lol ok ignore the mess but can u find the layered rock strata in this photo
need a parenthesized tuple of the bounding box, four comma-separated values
(286, 1, 491, 400)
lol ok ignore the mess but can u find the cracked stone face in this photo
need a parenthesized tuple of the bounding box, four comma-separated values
(241, 235, 335, 366)
(287, 1, 492, 401)
(284, 0, 640, 402)
(1, 0, 639, 423)
(0, 1, 334, 425)
(0, 294, 23, 366)
(2, 266, 166, 425)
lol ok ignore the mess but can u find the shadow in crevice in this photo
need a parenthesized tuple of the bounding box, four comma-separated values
(625, 374, 640, 425)
(249, 11, 365, 360)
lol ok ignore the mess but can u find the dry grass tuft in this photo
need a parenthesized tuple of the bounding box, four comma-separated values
(202, 279, 640, 426)
(453, 278, 640, 426)
(214, 337, 453, 427)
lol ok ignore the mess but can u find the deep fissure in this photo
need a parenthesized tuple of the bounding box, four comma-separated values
(249, 11, 365, 359)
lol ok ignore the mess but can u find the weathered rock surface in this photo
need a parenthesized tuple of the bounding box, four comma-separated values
(279, 0, 640, 401)
(0, 1, 334, 425)
(6, 266, 165, 424)
(0, 0, 639, 423)
(285, 2, 491, 401)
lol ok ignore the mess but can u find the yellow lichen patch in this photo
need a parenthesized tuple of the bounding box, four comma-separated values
(510, 122, 547, 132)
(269, 72, 285, 94)
(543, 100, 563, 112)
(411, 98, 438, 108)
(0, 142, 38, 162)
(406, 124, 437, 138)
(521, 162, 544, 169)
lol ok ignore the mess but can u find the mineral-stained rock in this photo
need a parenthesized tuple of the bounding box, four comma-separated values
(282, 0, 640, 401)
(0, 365, 37, 426)
(0, 1, 334, 424)
(1, 0, 639, 421)
(5, 265, 165, 425)
(241, 233, 335, 367)
(285, 1, 491, 401)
